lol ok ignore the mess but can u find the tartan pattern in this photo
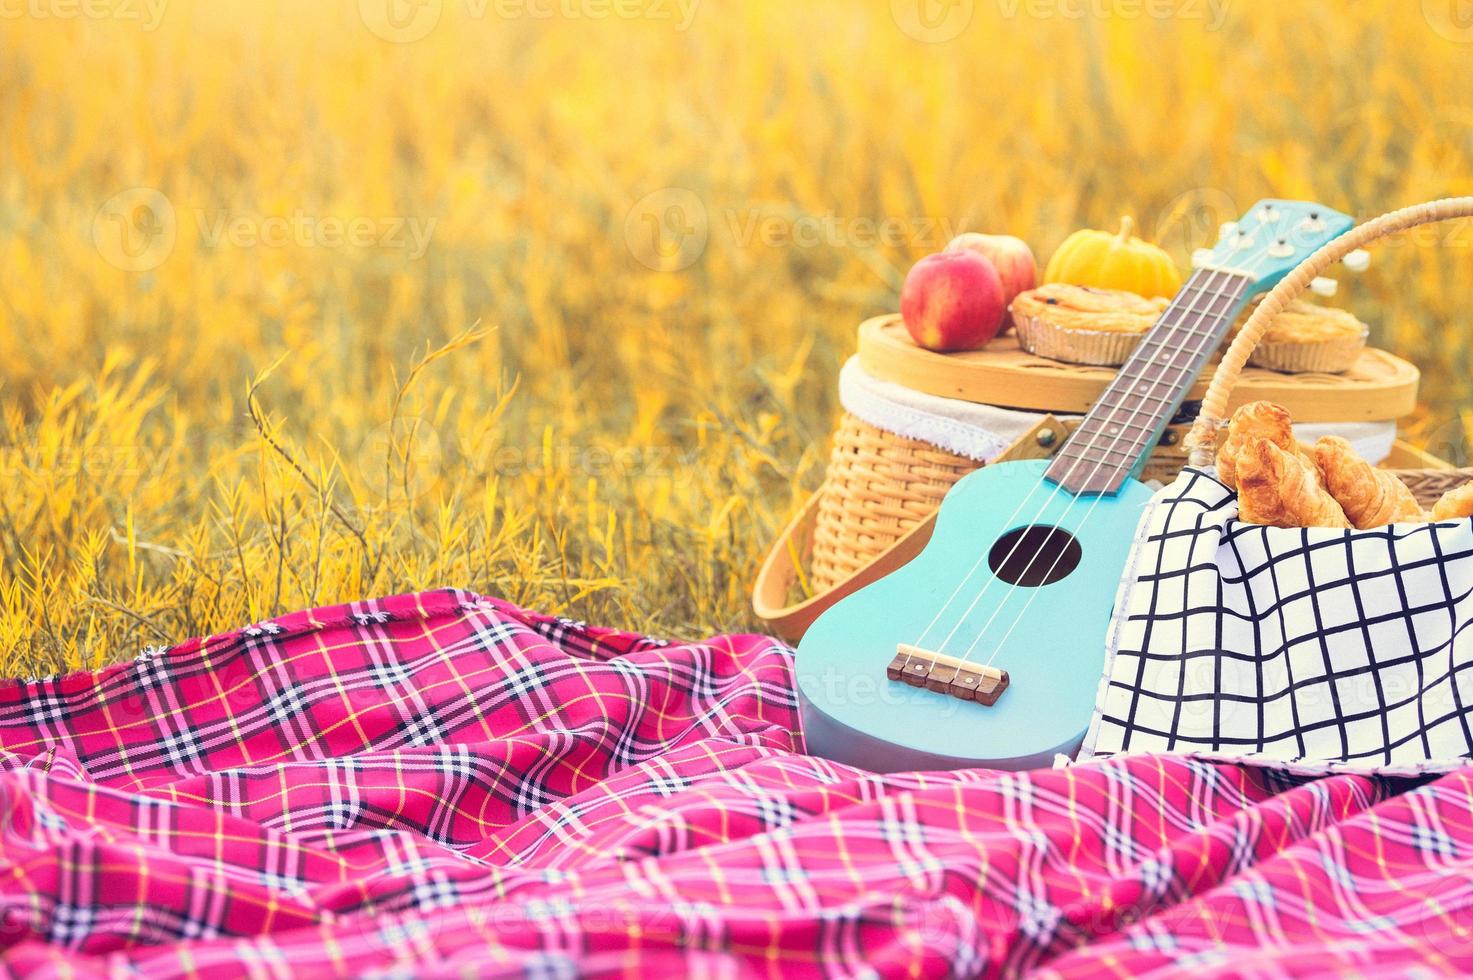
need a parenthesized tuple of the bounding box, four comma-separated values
(0, 590, 1471, 975)
(1083, 468, 1473, 775)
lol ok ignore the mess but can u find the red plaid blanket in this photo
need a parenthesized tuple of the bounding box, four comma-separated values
(1, 589, 1470, 977)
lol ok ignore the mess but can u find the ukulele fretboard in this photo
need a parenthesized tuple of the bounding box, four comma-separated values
(1044, 268, 1255, 496)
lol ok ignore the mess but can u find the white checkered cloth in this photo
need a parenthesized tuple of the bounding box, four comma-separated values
(1079, 468, 1473, 776)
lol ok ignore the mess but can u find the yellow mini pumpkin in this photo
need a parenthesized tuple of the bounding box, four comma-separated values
(1043, 216, 1181, 299)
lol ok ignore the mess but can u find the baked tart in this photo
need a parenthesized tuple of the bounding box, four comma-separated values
(1010, 284, 1171, 366)
(1234, 299, 1368, 374)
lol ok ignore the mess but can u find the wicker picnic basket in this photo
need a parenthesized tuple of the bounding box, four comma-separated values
(755, 199, 1473, 643)
(807, 414, 979, 590)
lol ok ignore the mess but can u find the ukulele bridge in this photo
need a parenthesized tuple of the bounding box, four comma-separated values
(887, 644, 1009, 706)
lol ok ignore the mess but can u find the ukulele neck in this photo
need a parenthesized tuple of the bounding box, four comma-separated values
(1044, 268, 1256, 496)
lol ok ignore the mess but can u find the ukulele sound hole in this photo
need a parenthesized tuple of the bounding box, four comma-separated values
(988, 525, 1082, 587)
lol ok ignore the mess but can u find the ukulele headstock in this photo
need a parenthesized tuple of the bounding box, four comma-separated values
(1191, 199, 1358, 296)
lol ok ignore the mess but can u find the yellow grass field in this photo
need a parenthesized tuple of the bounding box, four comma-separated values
(4, 0, 1473, 675)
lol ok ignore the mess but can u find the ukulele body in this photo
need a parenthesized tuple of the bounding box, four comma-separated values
(796, 458, 1156, 772)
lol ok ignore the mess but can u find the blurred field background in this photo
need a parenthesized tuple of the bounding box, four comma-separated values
(3, 0, 1473, 674)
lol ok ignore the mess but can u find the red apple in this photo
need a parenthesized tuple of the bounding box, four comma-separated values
(900, 250, 1006, 352)
(946, 232, 1037, 330)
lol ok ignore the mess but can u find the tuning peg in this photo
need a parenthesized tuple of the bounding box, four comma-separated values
(1343, 249, 1370, 272)
(1310, 276, 1338, 297)
(1217, 221, 1239, 241)
(1191, 248, 1214, 268)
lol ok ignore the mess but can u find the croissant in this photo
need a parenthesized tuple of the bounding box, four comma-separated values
(1216, 401, 1312, 490)
(1236, 439, 1351, 529)
(1313, 436, 1425, 528)
(1430, 481, 1473, 522)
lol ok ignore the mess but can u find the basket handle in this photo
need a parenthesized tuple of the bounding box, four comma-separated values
(1185, 196, 1473, 467)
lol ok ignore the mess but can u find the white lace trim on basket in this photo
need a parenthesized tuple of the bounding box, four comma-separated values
(838, 355, 1397, 465)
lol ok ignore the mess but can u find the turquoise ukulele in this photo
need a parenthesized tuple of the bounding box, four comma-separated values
(797, 200, 1358, 772)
